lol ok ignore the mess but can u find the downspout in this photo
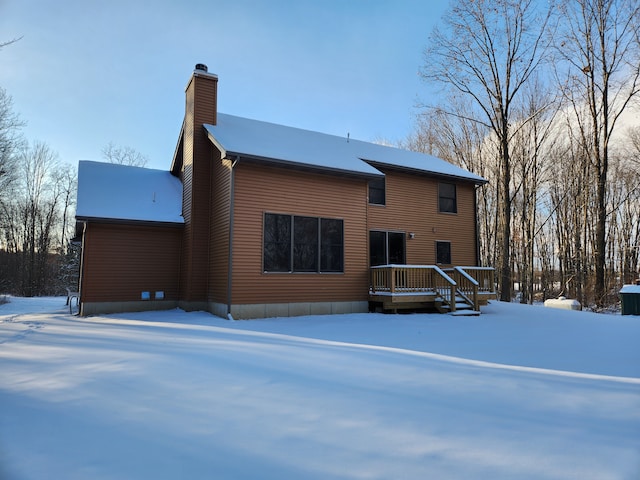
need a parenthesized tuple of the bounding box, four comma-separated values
(474, 184, 481, 266)
(78, 221, 88, 315)
(226, 156, 239, 320)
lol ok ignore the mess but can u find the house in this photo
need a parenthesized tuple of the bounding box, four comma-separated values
(75, 64, 493, 319)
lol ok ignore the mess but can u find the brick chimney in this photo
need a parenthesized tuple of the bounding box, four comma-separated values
(187, 63, 218, 126)
(179, 64, 219, 305)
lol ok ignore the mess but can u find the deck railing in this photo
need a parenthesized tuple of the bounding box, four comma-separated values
(370, 265, 496, 312)
(450, 267, 479, 310)
(370, 264, 457, 311)
(454, 266, 496, 294)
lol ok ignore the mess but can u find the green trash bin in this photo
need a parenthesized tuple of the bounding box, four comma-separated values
(620, 284, 640, 315)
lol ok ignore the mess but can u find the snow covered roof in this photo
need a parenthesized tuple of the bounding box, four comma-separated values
(620, 284, 640, 294)
(76, 161, 183, 224)
(204, 113, 487, 183)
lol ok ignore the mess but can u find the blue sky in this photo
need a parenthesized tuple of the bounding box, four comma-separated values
(0, 0, 448, 170)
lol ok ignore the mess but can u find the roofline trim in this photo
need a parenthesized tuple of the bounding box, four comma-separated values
(204, 126, 384, 179)
(362, 159, 488, 185)
(170, 119, 186, 175)
(75, 216, 185, 228)
(224, 151, 385, 179)
(206, 128, 227, 159)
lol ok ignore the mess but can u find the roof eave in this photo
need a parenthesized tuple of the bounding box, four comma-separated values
(205, 128, 227, 160)
(224, 151, 384, 180)
(363, 159, 487, 185)
(170, 120, 186, 176)
(75, 215, 185, 228)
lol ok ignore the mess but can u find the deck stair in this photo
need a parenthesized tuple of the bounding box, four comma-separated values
(435, 291, 480, 316)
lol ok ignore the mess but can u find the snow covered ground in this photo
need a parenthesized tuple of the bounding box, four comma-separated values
(1, 297, 639, 480)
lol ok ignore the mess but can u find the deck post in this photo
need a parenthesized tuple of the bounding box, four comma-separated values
(449, 283, 456, 312)
(473, 284, 479, 311)
(389, 266, 396, 294)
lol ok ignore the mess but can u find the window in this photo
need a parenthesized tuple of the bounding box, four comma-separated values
(368, 177, 385, 205)
(369, 231, 406, 266)
(320, 218, 344, 272)
(294, 216, 318, 272)
(369, 231, 387, 266)
(388, 232, 405, 264)
(439, 182, 457, 213)
(436, 241, 452, 265)
(263, 213, 291, 272)
(264, 213, 344, 273)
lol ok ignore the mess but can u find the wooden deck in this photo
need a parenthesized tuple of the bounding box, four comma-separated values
(369, 265, 496, 314)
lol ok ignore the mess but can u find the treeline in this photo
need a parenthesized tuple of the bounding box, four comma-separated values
(409, 0, 640, 309)
(0, 87, 78, 296)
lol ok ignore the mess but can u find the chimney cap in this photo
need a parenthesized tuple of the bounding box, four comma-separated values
(195, 63, 208, 72)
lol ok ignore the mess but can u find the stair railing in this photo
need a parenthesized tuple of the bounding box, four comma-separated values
(456, 266, 496, 295)
(452, 267, 479, 311)
(432, 266, 457, 313)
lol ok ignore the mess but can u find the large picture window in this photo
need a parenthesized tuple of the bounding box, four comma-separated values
(264, 213, 344, 273)
(439, 182, 457, 213)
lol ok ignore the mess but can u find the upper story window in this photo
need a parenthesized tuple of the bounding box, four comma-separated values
(368, 177, 385, 205)
(438, 182, 457, 213)
(263, 213, 344, 273)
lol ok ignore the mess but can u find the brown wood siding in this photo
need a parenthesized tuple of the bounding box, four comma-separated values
(207, 155, 231, 304)
(180, 73, 218, 302)
(367, 171, 478, 266)
(231, 164, 369, 304)
(180, 158, 193, 299)
(81, 223, 182, 302)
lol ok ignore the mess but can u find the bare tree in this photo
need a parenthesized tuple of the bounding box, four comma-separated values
(553, 0, 640, 306)
(21, 143, 62, 295)
(420, 0, 553, 302)
(50, 163, 77, 252)
(405, 99, 500, 269)
(545, 118, 595, 304)
(102, 142, 149, 167)
(626, 126, 640, 167)
(510, 77, 558, 303)
(0, 89, 25, 293)
(609, 159, 640, 285)
(0, 142, 66, 295)
(614, 128, 640, 285)
(0, 40, 24, 195)
(0, 37, 22, 51)
(0, 87, 25, 203)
